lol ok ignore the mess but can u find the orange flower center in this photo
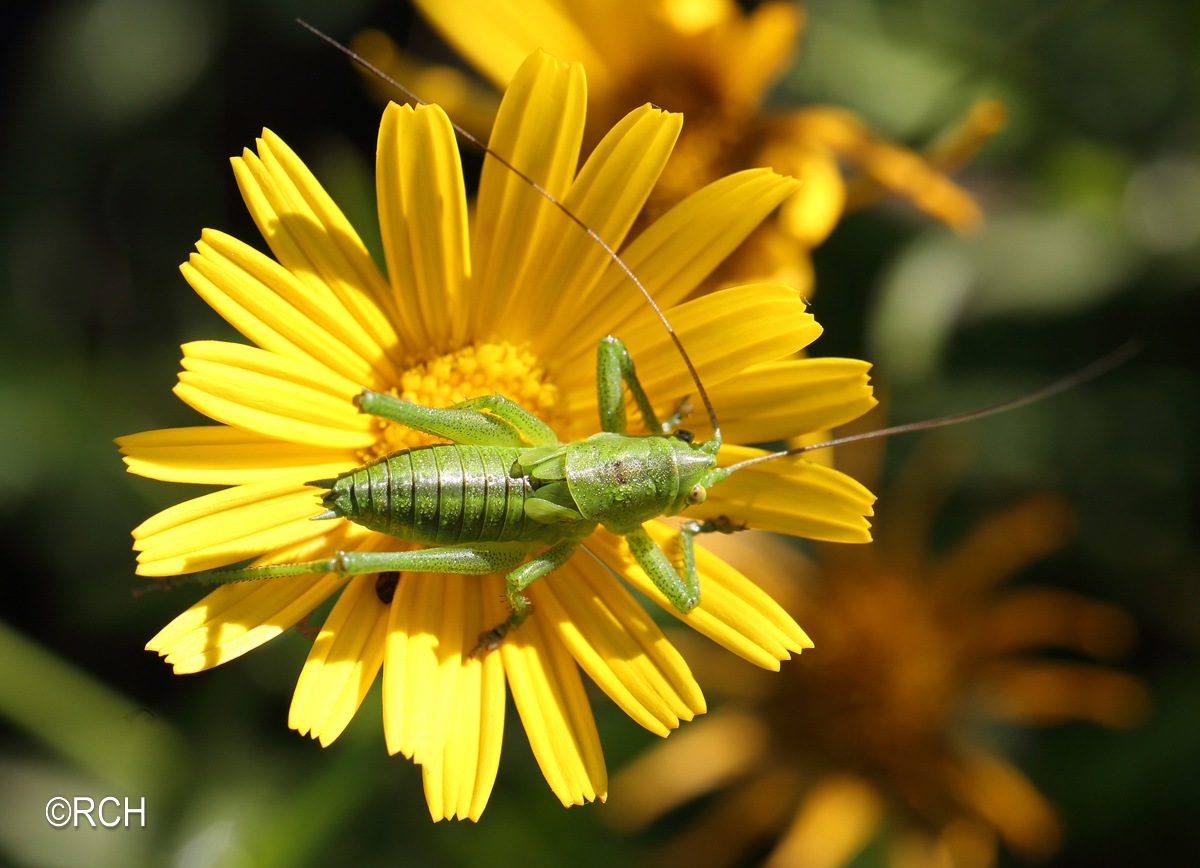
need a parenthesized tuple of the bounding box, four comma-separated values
(772, 569, 963, 816)
(360, 341, 563, 459)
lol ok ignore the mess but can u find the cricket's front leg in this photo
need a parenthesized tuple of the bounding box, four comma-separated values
(661, 395, 695, 436)
(625, 525, 700, 613)
(473, 538, 580, 655)
(596, 335, 667, 435)
(675, 518, 747, 600)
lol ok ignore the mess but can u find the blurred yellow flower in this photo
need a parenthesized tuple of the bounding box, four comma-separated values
(610, 464, 1147, 866)
(355, 0, 1005, 294)
(118, 51, 879, 821)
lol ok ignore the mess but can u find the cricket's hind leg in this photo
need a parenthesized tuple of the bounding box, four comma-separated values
(355, 388, 533, 446)
(172, 538, 582, 656)
(452, 394, 558, 446)
(471, 538, 580, 656)
(175, 542, 534, 586)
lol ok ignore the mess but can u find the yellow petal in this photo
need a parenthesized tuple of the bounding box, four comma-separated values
(289, 573, 389, 746)
(925, 98, 1009, 174)
(184, 229, 387, 388)
(934, 820, 1000, 868)
(784, 106, 983, 230)
(145, 526, 358, 672)
(469, 51, 586, 339)
(410, 0, 611, 94)
(588, 526, 810, 671)
(149, 573, 346, 673)
(657, 0, 734, 34)
(979, 660, 1149, 729)
(376, 102, 471, 353)
(553, 169, 801, 367)
(117, 426, 356, 485)
(350, 31, 502, 142)
(559, 284, 821, 409)
(655, 766, 803, 868)
(523, 104, 683, 346)
(785, 429, 835, 469)
(766, 774, 883, 868)
(420, 575, 508, 822)
(132, 476, 329, 576)
(231, 140, 403, 376)
(501, 609, 607, 806)
(981, 587, 1136, 660)
(707, 219, 816, 298)
(697, 444, 875, 543)
(173, 340, 376, 450)
(716, 1, 802, 107)
(647, 521, 812, 651)
(608, 709, 768, 830)
(949, 753, 1061, 859)
(257, 129, 394, 304)
(932, 496, 1073, 596)
(254, 130, 406, 362)
(530, 554, 705, 736)
(772, 145, 846, 247)
(382, 572, 465, 765)
(225, 151, 400, 383)
(697, 358, 877, 445)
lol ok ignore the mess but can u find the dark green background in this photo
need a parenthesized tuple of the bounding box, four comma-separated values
(0, 1, 1197, 865)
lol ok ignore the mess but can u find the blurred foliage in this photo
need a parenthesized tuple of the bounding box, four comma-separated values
(0, 0, 1197, 866)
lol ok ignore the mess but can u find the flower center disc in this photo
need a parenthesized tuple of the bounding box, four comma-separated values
(364, 342, 562, 457)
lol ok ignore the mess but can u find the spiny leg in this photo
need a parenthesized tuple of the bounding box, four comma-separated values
(473, 538, 580, 656)
(453, 394, 559, 446)
(662, 395, 694, 435)
(173, 543, 535, 586)
(681, 516, 748, 536)
(597, 335, 667, 435)
(355, 389, 524, 446)
(625, 525, 700, 613)
(677, 518, 748, 601)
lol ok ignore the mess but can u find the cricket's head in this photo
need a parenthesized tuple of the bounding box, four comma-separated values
(663, 429, 724, 516)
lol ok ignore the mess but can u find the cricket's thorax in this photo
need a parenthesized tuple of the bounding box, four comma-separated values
(565, 432, 714, 534)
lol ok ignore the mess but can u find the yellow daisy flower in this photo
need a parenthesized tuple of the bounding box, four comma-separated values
(357, 0, 1005, 293)
(117, 50, 878, 821)
(609, 471, 1148, 866)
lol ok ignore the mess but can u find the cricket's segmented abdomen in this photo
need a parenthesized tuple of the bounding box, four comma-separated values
(323, 445, 532, 546)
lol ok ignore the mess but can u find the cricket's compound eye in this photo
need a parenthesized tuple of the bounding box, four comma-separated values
(673, 429, 694, 444)
(686, 484, 707, 505)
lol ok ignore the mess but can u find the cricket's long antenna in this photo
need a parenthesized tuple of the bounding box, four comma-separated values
(721, 340, 1141, 475)
(296, 19, 722, 442)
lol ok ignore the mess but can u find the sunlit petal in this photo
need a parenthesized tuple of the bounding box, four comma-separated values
(420, 575, 507, 822)
(377, 102, 471, 351)
(470, 51, 586, 338)
(501, 610, 607, 807)
(289, 573, 389, 746)
(532, 554, 705, 736)
(609, 710, 769, 829)
(117, 426, 356, 485)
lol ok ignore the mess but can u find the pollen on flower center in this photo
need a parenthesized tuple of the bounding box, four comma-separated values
(362, 341, 562, 457)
